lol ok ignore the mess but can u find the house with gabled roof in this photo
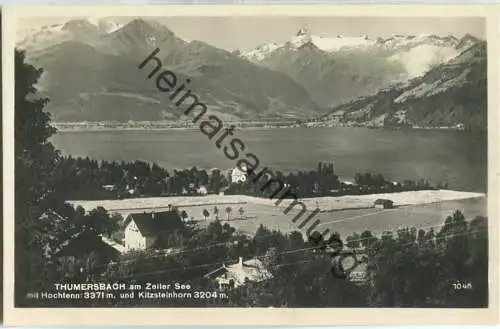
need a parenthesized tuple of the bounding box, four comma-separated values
(123, 210, 183, 250)
(204, 257, 273, 289)
(53, 229, 124, 261)
(50, 229, 128, 279)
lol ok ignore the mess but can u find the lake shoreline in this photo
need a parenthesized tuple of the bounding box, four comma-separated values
(53, 126, 481, 133)
(51, 126, 487, 193)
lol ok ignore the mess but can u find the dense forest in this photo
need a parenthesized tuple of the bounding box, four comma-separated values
(24, 205, 489, 308)
(15, 48, 488, 308)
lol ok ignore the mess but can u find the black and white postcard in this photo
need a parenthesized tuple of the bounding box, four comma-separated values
(2, 4, 498, 326)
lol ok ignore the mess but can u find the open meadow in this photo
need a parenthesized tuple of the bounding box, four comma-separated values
(69, 190, 486, 238)
(180, 196, 486, 238)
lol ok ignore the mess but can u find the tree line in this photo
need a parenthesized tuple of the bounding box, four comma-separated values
(27, 206, 489, 308)
(51, 155, 438, 201)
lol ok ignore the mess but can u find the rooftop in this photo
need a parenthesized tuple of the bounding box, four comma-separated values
(374, 198, 394, 203)
(124, 210, 183, 236)
(53, 229, 123, 259)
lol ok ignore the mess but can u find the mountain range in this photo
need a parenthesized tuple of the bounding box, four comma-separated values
(17, 17, 487, 129)
(315, 40, 486, 130)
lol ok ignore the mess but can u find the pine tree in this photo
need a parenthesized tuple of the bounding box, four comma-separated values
(15, 49, 61, 305)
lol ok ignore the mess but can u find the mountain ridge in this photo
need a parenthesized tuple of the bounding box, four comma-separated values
(240, 28, 483, 108)
(17, 18, 486, 126)
(20, 19, 322, 122)
(309, 41, 487, 131)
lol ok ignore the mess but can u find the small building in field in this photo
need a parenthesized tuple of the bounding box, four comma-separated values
(123, 210, 183, 250)
(374, 199, 394, 209)
(102, 184, 117, 191)
(204, 257, 273, 289)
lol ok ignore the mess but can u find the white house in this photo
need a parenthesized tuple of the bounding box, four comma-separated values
(204, 257, 273, 289)
(231, 164, 248, 183)
(123, 211, 183, 250)
(197, 185, 208, 195)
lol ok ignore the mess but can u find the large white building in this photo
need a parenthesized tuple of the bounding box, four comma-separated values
(123, 211, 183, 250)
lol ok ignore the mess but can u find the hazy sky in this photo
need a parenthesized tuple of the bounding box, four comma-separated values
(19, 16, 486, 51)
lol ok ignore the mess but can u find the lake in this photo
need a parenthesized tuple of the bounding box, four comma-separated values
(51, 127, 487, 192)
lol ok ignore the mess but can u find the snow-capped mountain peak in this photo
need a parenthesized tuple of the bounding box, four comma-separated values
(240, 28, 475, 62)
(289, 28, 378, 52)
(375, 33, 459, 50)
(241, 28, 378, 62)
(239, 28, 481, 80)
(296, 27, 309, 36)
(289, 28, 313, 48)
(310, 34, 375, 52)
(17, 22, 72, 52)
(63, 17, 123, 34)
(17, 17, 124, 52)
(242, 42, 283, 62)
(95, 18, 123, 34)
(61, 19, 99, 36)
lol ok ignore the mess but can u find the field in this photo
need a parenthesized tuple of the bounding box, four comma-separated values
(69, 190, 486, 238)
(176, 196, 486, 238)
